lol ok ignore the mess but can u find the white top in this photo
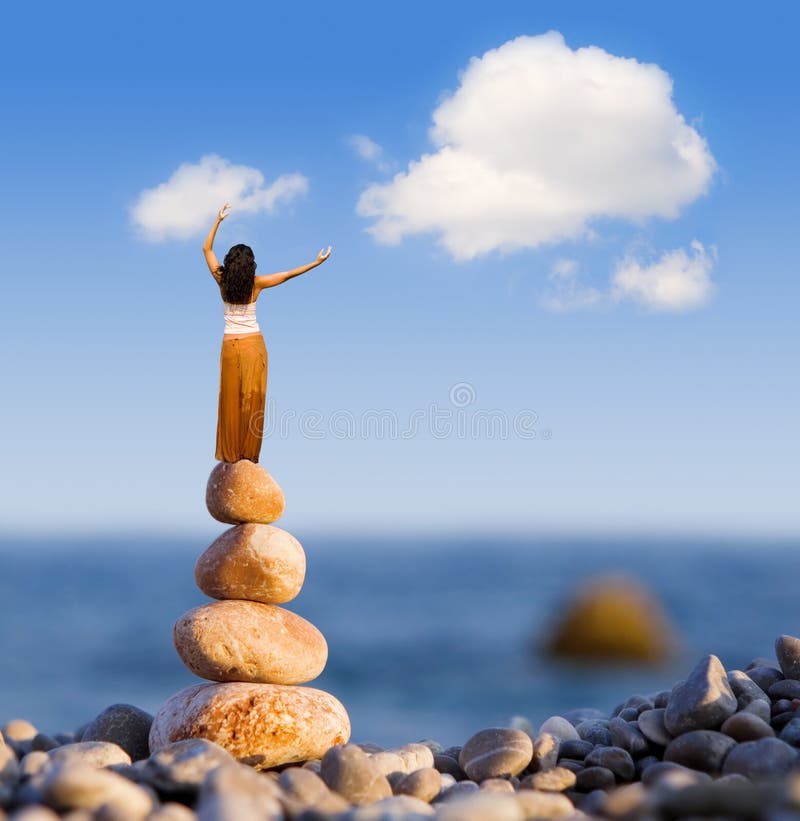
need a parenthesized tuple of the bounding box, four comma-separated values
(223, 301, 260, 335)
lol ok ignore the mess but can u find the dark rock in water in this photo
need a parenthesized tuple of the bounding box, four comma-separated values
(663, 730, 736, 774)
(722, 737, 799, 778)
(775, 635, 800, 680)
(541, 573, 680, 663)
(81, 703, 154, 762)
(664, 655, 737, 735)
(745, 665, 784, 692)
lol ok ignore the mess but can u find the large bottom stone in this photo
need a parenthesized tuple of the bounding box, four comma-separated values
(148, 682, 350, 770)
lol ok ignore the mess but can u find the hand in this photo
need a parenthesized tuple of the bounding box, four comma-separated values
(317, 246, 332, 264)
(217, 202, 231, 222)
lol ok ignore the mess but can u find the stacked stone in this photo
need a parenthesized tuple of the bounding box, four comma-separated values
(147, 460, 350, 769)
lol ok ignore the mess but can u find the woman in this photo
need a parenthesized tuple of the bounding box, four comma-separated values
(202, 202, 331, 464)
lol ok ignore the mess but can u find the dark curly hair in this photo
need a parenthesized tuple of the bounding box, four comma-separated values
(218, 243, 257, 303)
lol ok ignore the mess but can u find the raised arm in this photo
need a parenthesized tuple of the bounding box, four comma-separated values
(202, 203, 231, 283)
(254, 246, 332, 292)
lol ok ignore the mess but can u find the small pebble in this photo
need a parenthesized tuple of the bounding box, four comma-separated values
(663, 730, 737, 774)
(529, 731, 560, 772)
(458, 728, 532, 781)
(609, 717, 650, 758)
(479, 777, 515, 793)
(663, 654, 737, 735)
(720, 711, 775, 741)
(575, 765, 616, 791)
(745, 665, 784, 692)
(393, 767, 441, 802)
(722, 737, 799, 778)
(80, 704, 153, 763)
(584, 745, 635, 780)
(515, 788, 574, 819)
(575, 719, 612, 746)
(320, 743, 392, 805)
(521, 766, 576, 792)
(776, 635, 800, 680)
(47, 742, 131, 769)
(3, 720, 37, 743)
(637, 708, 672, 747)
(557, 739, 593, 760)
(538, 716, 579, 742)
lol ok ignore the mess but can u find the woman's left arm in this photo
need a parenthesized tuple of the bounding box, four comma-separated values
(203, 203, 231, 282)
(255, 246, 332, 291)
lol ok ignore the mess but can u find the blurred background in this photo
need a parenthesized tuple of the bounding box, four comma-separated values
(0, 0, 797, 747)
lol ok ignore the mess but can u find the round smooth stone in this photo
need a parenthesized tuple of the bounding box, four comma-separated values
(435, 781, 480, 803)
(769, 679, 800, 700)
(664, 655, 737, 735)
(780, 717, 800, 746)
(538, 716, 580, 742)
(575, 766, 616, 792)
(576, 720, 612, 746)
(480, 778, 516, 793)
(371, 750, 407, 776)
(41, 760, 154, 816)
(530, 731, 560, 772)
(47, 741, 131, 768)
(80, 704, 153, 762)
(206, 460, 285, 525)
(584, 746, 635, 781)
(663, 730, 736, 774)
(148, 682, 350, 769)
(436, 792, 523, 821)
(433, 754, 465, 779)
(278, 765, 332, 811)
(637, 709, 672, 747)
(722, 737, 799, 778)
(3, 719, 37, 742)
(776, 635, 800, 680)
(194, 761, 283, 819)
(558, 739, 593, 760)
(320, 743, 392, 805)
(515, 789, 574, 818)
(743, 665, 784, 692)
(173, 600, 327, 684)
(394, 767, 442, 802)
(727, 670, 769, 708)
(195, 523, 306, 605)
(523, 766, 576, 792)
(139, 738, 237, 798)
(720, 712, 774, 742)
(395, 743, 435, 773)
(458, 728, 533, 781)
(608, 718, 649, 758)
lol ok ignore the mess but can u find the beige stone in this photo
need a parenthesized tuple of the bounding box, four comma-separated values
(148, 682, 351, 770)
(195, 524, 306, 604)
(174, 600, 327, 684)
(206, 461, 285, 525)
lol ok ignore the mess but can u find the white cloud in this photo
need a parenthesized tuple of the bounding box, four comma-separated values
(539, 258, 602, 313)
(347, 134, 391, 173)
(611, 240, 716, 312)
(357, 32, 716, 261)
(130, 153, 308, 242)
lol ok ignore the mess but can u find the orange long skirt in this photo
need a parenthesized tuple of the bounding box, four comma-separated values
(215, 333, 268, 464)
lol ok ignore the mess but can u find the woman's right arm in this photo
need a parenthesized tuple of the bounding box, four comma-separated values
(203, 203, 230, 282)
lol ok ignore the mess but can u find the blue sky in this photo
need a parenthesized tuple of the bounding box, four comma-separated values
(0, 0, 797, 538)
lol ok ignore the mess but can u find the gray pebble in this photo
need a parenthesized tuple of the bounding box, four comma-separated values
(741, 699, 772, 723)
(639, 760, 710, 787)
(515, 789, 574, 819)
(575, 766, 616, 791)
(479, 777, 515, 793)
(393, 767, 441, 802)
(584, 745, 635, 781)
(554, 758, 584, 774)
(139, 739, 235, 800)
(458, 728, 532, 781)
(663, 729, 737, 774)
(369, 751, 406, 777)
(30, 735, 58, 754)
(609, 717, 650, 758)
(617, 707, 639, 721)
(772, 699, 794, 716)
(320, 743, 392, 805)
(529, 731, 560, 772)
(727, 669, 770, 709)
(780, 717, 800, 747)
(723, 737, 799, 778)
(435, 792, 522, 821)
(41, 760, 154, 817)
(537, 717, 579, 742)
(434, 780, 479, 803)
(776, 635, 800, 680)
(745, 665, 784, 692)
(575, 719, 612, 746)
(195, 763, 282, 820)
(651, 690, 671, 708)
(720, 711, 775, 741)
(769, 679, 800, 700)
(80, 705, 153, 763)
(47, 742, 131, 769)
(557, 739, 593, 760)
(562, 708, 606, 725)
(664, 654, 737, 735)
(637, 708, 672, 747)
(278, 765, 331, 811)
(432, 754, 464, 779)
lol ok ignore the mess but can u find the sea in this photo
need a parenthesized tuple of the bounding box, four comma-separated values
(1, 533, 798, 749)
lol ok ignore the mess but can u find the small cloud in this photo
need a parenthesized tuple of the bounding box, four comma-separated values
(539, 258, 603, 313)
(129, 153, 308, 242)
(346, 133, 391, 173)
(611, 240, 716, 312)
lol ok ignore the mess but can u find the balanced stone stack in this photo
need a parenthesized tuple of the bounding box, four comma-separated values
(148, 460, 351, 769)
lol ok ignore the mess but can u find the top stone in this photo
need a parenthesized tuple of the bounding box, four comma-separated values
(206, 460, 285, 525)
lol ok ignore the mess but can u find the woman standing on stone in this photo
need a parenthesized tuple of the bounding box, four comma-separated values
(203, 202, 332, 464)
